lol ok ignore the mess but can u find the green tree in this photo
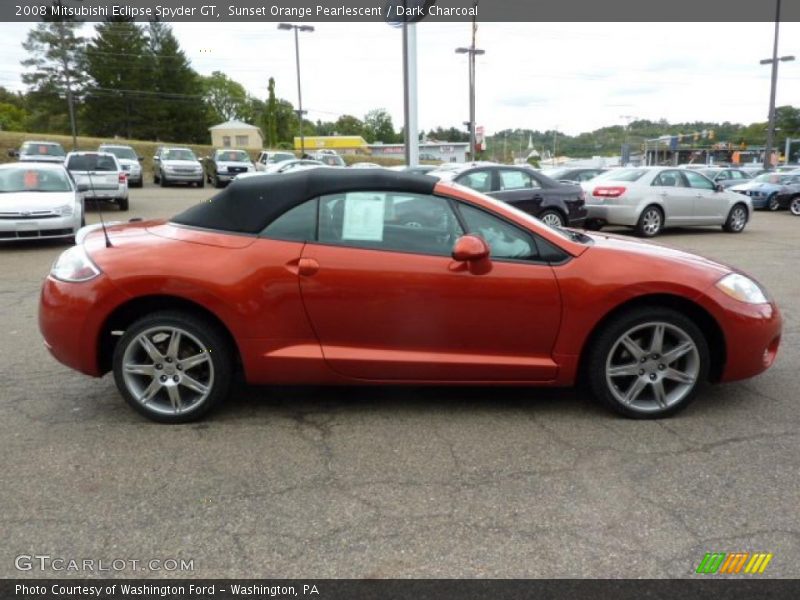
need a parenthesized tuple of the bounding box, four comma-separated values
(148, 22, 208, 143)
(264, 77, 279, 147)
(21, 9, 86, 144)
(363, 108, 397, 143)
(202, 71, 248, 123)
(334, 114, 363, 136)
(84, 19, 152, 139)
(0, 103, 29, 131)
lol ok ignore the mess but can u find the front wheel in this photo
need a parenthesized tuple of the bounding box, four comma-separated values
(112, 311, 233, 423)
(587, 307, 709, 418)
(767, 193, 780, 211)
(790, 196, 800, 216)
(159, 172, 168, 187)
(539, 209, 566, 228)
(635, 205, 663, 237)
(722, 203, 747, 233)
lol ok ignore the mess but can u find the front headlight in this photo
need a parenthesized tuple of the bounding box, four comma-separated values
(51, 245, 102, 282)
(53, 204, 74, 216)
(715, 273, 768, 304)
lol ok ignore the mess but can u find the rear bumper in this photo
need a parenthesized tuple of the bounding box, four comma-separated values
(584, 203, 640, 226)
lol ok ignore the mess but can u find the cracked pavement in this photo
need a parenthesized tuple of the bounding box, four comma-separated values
(1, 184, 798, 578)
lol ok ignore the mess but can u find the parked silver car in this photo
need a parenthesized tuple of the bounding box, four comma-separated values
(14, 140, 67, 164)
(98, 144, 143, 187)
(153, 147, 204, 187)
(581, 167, 752, 237)
(65, 151, 129, 211)
(0, 162, 85, 242)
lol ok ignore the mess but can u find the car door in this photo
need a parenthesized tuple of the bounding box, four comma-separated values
(649, 169, 694, 225)
(682, 169, 723, 223)
(297, 190, 563, 382)
(489, 169, 548, 217)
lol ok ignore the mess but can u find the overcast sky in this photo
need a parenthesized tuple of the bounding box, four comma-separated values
(1, 21, 799, 136)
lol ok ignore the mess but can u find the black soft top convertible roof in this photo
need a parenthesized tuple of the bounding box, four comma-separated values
(171, 168, 439, 234)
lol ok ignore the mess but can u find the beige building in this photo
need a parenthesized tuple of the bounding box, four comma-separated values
(209, 120, 263, 150)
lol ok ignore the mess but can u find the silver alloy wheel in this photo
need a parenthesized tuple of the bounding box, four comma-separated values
(791, 197, 800, 216)
(605, 321, 700, 414)
(641, 208, 661, 235)
(540, 212, 564, 228)
(729, 206, 747, 231)
(121, 325, 214, 416)
(768, 194, 780, 211)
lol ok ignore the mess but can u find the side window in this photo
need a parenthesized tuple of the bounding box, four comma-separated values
(261, 198, 318, 242)
(683, 170, 715, 190)
(457, 170, 493, 193)
(318, 191, 463, 256)
(652, 170, 684, 187)
(577, 171, 598, 182)
(458, 203, 537, 260)
(498, 169, 536, 190)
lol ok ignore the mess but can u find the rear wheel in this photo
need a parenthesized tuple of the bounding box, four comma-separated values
(117, 197, 129, 211)
(112, 311, 233, 423)
(790, 196, 800, 216)
(722, 203, 747, 233)
(635, 205, 663, 237)
(584, 219, 604, 231)
(539, 209, 566, 228)
(587, 307, 709, 419)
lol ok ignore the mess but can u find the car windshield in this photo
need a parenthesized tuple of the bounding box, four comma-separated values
(540, 168, 570, 179)
(0, 167, 72, 193)
(216, 150, 250, 162)
(753, 173, 782, 184)
(319, 155, 345, 166)
(595, 168, 648, 182)
(163, 149, 196, 161)
(699, 169, 721, 177)
(67, 154, 118, 172)
(20, 142, 66, 157)
(102, 146, 137, 160)
(269, 153, 295, 163)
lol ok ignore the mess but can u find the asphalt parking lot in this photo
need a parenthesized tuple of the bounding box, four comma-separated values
(1, 183, 798, 579)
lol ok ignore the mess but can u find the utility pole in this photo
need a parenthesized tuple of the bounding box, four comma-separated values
(55, 18, 78, 150)
(455, 1, 483, 161)
(279, 23, 314, 156)
(760, 0, 795, 170)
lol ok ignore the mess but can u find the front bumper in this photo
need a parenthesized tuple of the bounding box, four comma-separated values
(163, 171, 203, 183)
(0, 214, 80, 241)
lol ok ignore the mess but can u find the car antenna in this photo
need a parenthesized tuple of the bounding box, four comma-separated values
(84, 160, 113, 248)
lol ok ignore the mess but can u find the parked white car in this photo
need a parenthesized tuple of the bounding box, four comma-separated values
(581, 166, 752, 237)
(98, 144, 143, 187)
(255, 150, 297, 171)
(14, 140, 67, 164)
(153, 147, 204, 187)
(0, 162, 85, 242)
(65, 151, 129, 211)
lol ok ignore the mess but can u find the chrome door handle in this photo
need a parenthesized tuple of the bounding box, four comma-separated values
(297, 258, 319, 277)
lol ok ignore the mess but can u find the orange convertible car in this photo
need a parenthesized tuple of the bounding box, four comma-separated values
(39, 170, 782, 422)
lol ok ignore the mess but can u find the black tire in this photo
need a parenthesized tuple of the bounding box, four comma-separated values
(153, 172, 159, 184)
(635, 205, 663, 237)
(212, 174, 222, 188)
(539, 209, 566, 228)
(587, 306, 709, 419)
(722, 203, 747, 233)
(159, 172, 168, 187)
(132, 180, 143, 189)
(791, 196, 800, 216)
(767, 193, 779, 212)
(112, 311, 233, 423)
(584, 219, 604, 231)
(198, 178, 205, 188)
(117, 197, 129, 211)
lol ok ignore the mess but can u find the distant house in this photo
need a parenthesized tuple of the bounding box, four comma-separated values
(209, 120, 263, 150)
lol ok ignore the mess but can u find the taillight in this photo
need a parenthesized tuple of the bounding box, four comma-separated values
(118, 173, 127, 184)
(592, 186, 626, 198)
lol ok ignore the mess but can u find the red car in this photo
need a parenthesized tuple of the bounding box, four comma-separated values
(39, 170, 782, 423)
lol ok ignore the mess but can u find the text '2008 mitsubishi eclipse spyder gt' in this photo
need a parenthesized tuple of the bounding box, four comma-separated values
(39, 170, 782, 422)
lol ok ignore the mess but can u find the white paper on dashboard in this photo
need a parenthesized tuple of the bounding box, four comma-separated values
(342, 193, 385, 241)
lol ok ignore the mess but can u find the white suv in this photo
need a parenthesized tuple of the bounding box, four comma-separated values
(255, 150, 296, 171)
(64, 151, 129, 211)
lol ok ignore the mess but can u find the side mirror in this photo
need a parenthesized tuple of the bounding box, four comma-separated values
(137, 156, 143, 162)
(8, 149, 19, 158)
(715, 183, 724, 192)
(452, 234, 490, 262)
(76, 183, 90, 193)
(153, 156, 160, 162)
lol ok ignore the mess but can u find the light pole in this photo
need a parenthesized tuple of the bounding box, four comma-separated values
(455, 2, 483, 161)
(278, 23, 314, 156)
(760, 0, 794, 170)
